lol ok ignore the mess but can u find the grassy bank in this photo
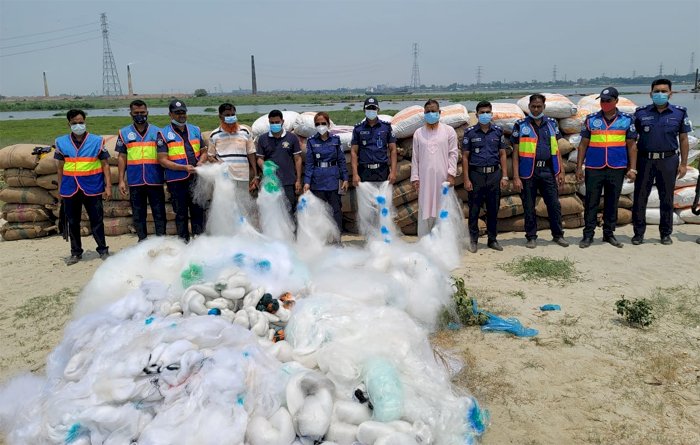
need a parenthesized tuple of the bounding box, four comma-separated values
(0, 92, 529, 112)
(0, 110, 384, 147)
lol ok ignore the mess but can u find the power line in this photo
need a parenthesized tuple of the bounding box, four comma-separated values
(101, 13, 123, 96)
(0, 22, 96, 41)
(0, 37, 99, 58)
(0, 29, 98, 50)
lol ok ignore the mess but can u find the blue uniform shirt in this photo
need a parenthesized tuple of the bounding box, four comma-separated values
(510, 116, 560, 160)
(351, 119, 396, 164)
(156, 125, 200, 165)
(463, 124, 506, 167)
(304, 134, 349, 191)
(54, 133, 110, 161)
(580, 110, 637, 140)
(634, 103, 692, 152)
(256, 130, 302, 186)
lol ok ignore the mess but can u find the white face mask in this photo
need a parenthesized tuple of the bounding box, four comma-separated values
(71, 123, 86, 135)
(316, 125, 328, 135)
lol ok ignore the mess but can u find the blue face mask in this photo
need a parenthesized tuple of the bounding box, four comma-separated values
(424, 111, 440, 124)
(365, 110, 378, 120)
(478, 113, 493, 125)
(224, 115, 238, 124)
(529, 112, 544, 119)
(171, 118, 186, 127)
(269, 123, 283, 133)
(651, 92, 669, 106)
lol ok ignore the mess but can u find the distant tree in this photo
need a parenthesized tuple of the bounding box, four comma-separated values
(194, 89, 208, 97)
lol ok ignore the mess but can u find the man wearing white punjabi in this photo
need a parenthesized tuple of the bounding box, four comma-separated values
(410, 99, 459, 236)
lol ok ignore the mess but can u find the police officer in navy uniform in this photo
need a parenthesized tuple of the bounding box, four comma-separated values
(631, 79, 692, 245)
(576, 87, 638, 248)
(463, 101, 509, 252)
(511, 94, 569, 249)
(350, 97, 397, 186)
(303, 112, 349, 235)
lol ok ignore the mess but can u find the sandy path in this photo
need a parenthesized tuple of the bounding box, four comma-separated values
(1, 224, 699, 444)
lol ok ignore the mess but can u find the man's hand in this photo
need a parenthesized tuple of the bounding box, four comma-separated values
(556, 173, 564, 193)
(340, 181, 349, 193)
(388, 171, 396, 184)
(464, 179, 473, 192)
(513, 177, 523, 192)
(294, 180, 302, 194)
(352, 174, 360, 187)
(575, 167, 584, 183)
(500, 177, 509, 189)
(118, 180, 127, 196)
(303, 184, 311, 193)
(249, 177, 260, 192)
(625, 169, 637, 182)
(412, 180, 419, 195)
(678, 164, 687, 179)
(103, 187, 112, 201)
(447, 175, 455, 187)
(185, 165, 196, 174)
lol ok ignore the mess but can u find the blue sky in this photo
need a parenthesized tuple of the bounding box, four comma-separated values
(0, 0, 698, 96)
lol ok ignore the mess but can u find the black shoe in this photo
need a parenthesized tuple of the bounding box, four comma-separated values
(487, 240, 503, 251)
(603, 235, 623, 248)
(525, 239, 537, 249)
(467, 241, 477, 253)
(631, 235, 644, 245)
(99, 251, 110, 260)
(660, 235, 673, 245)
(66, 255, 82, 266)
(553, 237, 570, 247)
(579, 237, 593, 248)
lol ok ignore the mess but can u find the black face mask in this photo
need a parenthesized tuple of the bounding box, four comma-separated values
(133, 114, 148, 125)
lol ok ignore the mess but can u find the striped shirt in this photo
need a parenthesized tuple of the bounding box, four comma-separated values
(208, 126, 255, 180)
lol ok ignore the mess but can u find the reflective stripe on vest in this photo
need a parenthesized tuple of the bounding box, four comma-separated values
(161, 124, 202, 182)
(56, 133, 106, 197)
(119, 125, 164, 186)
(517, 120, 560, 179)
(585, 113, 630, 169)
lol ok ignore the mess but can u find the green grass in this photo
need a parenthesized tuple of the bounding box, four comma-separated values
(0, 91, 527, 112)
(0, 110, 383, 147)
(648, 285, 700, 326)
(14, 288, 76, 323)
(500, 256, 577, 282)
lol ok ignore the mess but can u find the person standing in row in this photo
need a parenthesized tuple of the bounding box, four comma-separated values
(303, 112, 349, 233)
(462, 101, 509, 252)
(410, 99, 459, 237)
(631, 79, 692, 245)
(511, 93, 569, 248)
(116, 99, 167, 241)
(256, 109, 302, 220)
(576, 87, 637, 248)
(157, 99, 208, 242)
(208, 103, 259, 221)
(350, 97, 397, 186)
(55, 109, 111, 264)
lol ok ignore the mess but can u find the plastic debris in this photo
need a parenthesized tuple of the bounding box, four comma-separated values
(540, 304, 561, 311)
(473, 298, 539, 337)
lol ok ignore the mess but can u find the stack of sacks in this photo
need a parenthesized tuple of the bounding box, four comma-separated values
(0, 144, 57, 240)
(673, 166, 699, 224)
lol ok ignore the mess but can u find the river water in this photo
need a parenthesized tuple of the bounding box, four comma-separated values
(2, 88, 699, 125)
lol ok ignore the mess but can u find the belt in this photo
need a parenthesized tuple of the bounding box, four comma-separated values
(314, 161, 337, 168)
(362, 163, 386, 169)
(470, 165, 500, 174)
(535, 160, 552, 168)
(640, 150, 678, 160)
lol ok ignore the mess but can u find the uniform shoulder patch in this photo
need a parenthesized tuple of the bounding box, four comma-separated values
(672, 105, 687, 111)
(515, 118, 526, 125)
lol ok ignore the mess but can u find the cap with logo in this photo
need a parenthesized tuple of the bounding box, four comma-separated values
(363, 97, 379, 109)
(169, 99, 187, 113)
(596, 87, 619, 101)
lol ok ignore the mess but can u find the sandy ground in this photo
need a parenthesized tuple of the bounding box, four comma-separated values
(0, 224, 699, 445)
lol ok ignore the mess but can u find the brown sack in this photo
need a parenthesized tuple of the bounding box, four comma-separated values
(3, 168, 38, 187)
(37, 174, 59, 190)
(393, 182, 417, 207)
(103, 216, 133, 236)
(2, 203, 51, 223)
(0, 144, 42, 170)
(498, 215, 549, 232)
(395, 159, 412, 183)
(0, 187, 56, 205)
(0, 220, 54, 240)
(394, 200, 419, 228)
(536, 194, 583, 217)
(562, 213, 584, 229)
(498, 195, 524, 218)
(35, 148, 58, 175)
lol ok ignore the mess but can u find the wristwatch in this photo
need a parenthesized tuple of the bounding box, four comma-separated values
(502, 176, 509, 180)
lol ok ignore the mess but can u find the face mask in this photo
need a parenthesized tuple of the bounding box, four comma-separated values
(365, 110, 378, 120)
(478, 113, 493, 125)
(424, 111, 440, 124)
(132, 114, 147, 125)
(269, 123, 283, 133)
(528, 112, 544, 119)
(171, 118, 186, 127)
(651, 92, 669, 106)
(600, 101, 616, 113)
(71, 123, 86, 135)
(316, 125, 328, 135)
(224, 115, 238, 124)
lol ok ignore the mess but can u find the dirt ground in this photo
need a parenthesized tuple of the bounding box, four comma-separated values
(1, 224, 699, 445)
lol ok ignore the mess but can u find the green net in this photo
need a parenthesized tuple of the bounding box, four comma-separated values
(262, 160, 281, 193)
(181, 263, 204, 288)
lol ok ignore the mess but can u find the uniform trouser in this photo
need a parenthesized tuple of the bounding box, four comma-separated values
(583, 168, 626, 238)
(167, 177, 205, 241)
(283, 184, 297, 220)
(312, 189, 342, 233)
(468, 169, 501, 241)
(632, 154, 679, 238)
(521, 167, 563, 240)
(63, 190, 108, 256)
(418, 217, 437, 237)
(130, 184, 166, 241)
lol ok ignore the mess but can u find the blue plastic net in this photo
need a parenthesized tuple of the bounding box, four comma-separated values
(472, 298, 538, 337)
